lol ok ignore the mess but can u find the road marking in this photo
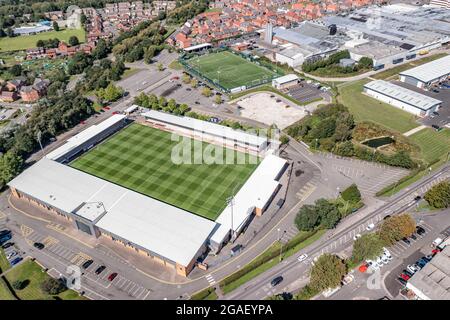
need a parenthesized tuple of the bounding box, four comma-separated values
(21, 224, 34, 237)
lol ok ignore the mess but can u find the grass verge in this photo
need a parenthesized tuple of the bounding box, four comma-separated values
(219, 229, 326, 294)
(190, 287, 218, 300)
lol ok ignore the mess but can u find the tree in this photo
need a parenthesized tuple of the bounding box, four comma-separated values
(10, 64, 22, 77)
(0, 150, 23, 190)
(280, 135, 289, 145)
(315, 198, 340, 229)
(182, 74, 191, 84)
(96, 83, 123, 103)
(309, 254, 346, 292)
(378, 214, 416, 246)
(190, 78, 198, 88)
(358, 57, 373, 69)
(52, 21, 59, 32)
(214, 95, 222, 105)
(341, 184, 361, 203)
(12, 279, 29, 290)
(424, 181, 450, 209)
(68, 35, 79, 47)
(36, 39, 45, 47)
(92, 39, 110, 60)
(157, 62, 164, 71)
(202, 87, 212, 97)
(0, 29, 6, 38)
(41, 278, 66, 295)
(6, 27, 14, 37)
(295, 204, 320, 231)
(351, 233, 384, 264)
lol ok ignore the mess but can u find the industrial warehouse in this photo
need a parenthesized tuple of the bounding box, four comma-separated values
(399, 55, 450, 89)
(363, 80, 442, 117)
(7, 113, 288, 276)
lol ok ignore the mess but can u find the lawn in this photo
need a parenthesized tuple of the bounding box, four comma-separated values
(0, 28, 86, 52)
(185, 51, 276, 90)
(409, 128, 450, 163)
(190, 287, 218, 300)
(0, 248, 11, 273)
(71, 123, 259, 220)
(3, 260, 85, 300)
(337, 80, 419, 133)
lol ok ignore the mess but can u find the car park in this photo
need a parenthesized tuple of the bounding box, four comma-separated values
(297, 254, 308, 262)
(270, 276, 284, 287)
(82, 260, 94, 269)
(108, 272, 118, 281)
(33, 242, 45, 250)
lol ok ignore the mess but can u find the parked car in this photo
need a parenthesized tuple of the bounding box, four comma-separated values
(297, 254, 308, 262)
(414, 196, 421, 201)
(82, 259, 94, 269)
(402, 237, 411, 245)
(33, 242, 45, 250)
(383, 215, 391, 220)
(416, 226, 426, 235)
(353, 233, 362, 241)
(95, 265, 106, 275)
(410, 234, 417, 240)
(108, 272, 118, 281)
(400, 273, 410, 281)
(0, 229, 11, 236)
(407, 264, 419, 274)
(403, 270, 414, 277)
(10, 257, 22, 266)
(270, 276, 284, 287)
(1, 242, 14, 249)
(417, 259, 427, 268)
(398, 277, 407, 285)
(366, 223, 375, 231)
(6, 251, 17, 259)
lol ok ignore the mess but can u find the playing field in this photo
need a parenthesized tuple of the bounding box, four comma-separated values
(185, 51, 276, 90)
(70, 123, 259, 220)
(0, 28, 86, 52)
(409, 128, 450, 163)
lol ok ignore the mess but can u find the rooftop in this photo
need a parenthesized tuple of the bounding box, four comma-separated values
(8, 158, 216, 267)
(273, 74, 299, 84)
(142, 110, 267, 147)
(407, 246, 450, 300)
(399, 55, 450, 83)
(364, 80, 442, 111)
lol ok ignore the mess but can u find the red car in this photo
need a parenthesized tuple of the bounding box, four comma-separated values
(400, 273, 410, 281)
(108, 272, 118, 281)
(80, 121, 86, 125)
(103, 106, 111, 110)
(112, 111, 118, 115)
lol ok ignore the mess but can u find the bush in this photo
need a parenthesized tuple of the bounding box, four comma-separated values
(309, 254, 346, 292)
(295, 285, 320, 300)
(40, 278, 67, 295)
(341, 184, 361, 203)
(350, 233, 384, 265)
(378, 214, 416, 246)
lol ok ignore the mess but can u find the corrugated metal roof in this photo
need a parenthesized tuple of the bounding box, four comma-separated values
(364, 80, 442, 111)
(273, 74, 299, 85)
(399, 55, 450, 83)
(142, 110, 267, 147)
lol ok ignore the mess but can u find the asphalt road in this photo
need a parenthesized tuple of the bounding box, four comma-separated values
(224, 165, 450, 300)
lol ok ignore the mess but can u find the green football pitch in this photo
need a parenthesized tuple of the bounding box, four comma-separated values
(185, 51, 277, 90)
(70, 123, 259, 220)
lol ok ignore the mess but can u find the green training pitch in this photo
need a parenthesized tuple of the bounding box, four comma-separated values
(185, 51, 276, 90)
(70, 123, 259, 220)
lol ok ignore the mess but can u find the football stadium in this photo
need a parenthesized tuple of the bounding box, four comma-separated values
(8, 112, 288, 276)
(182, 50, 279, 92)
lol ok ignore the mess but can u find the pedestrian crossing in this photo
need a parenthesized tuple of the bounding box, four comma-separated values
(205, 274, 216, 286)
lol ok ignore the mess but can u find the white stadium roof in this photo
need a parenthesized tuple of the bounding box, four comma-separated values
(210, 153, 287, 245)
(45, 114, 126, 161)
(142, 110, 267, 147)
(399, 55, 450, 83)
(8, 158, 216, 267)
(364, 80, 442, 111)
